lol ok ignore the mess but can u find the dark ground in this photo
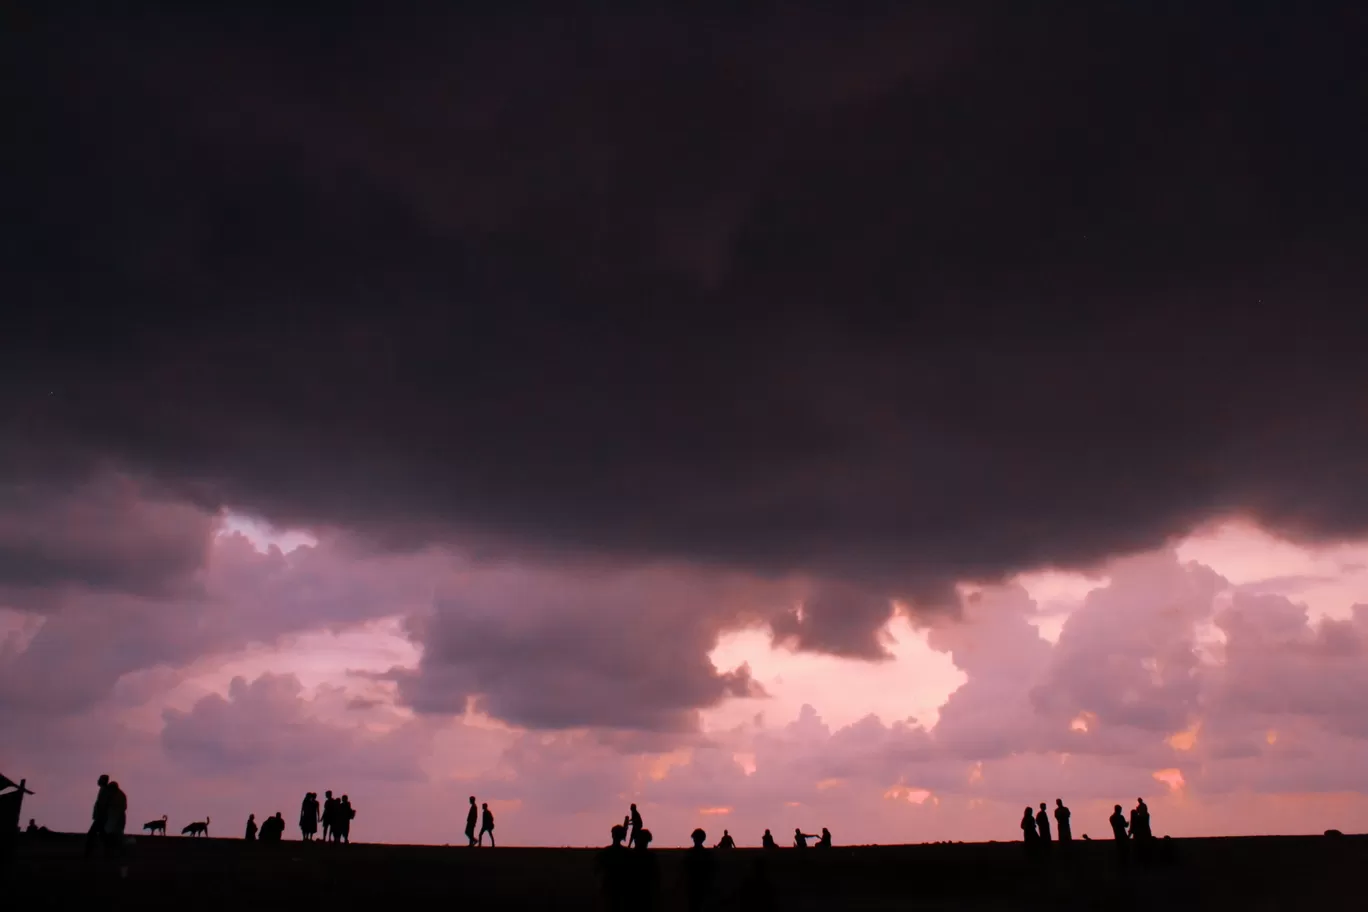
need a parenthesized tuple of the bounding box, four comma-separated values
(5, 832, 1363, 910)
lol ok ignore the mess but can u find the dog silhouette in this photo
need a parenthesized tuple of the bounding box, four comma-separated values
(143, 815, 168, 835)
(181, 817, 210, 837)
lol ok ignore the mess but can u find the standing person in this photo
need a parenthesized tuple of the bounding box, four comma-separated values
(479, 802, 495, 847)
(299, 793, 316, 841)
(1054, 799, 1072, 844)
(684, 828, 714, 912)
(1020, 807, 1038, 858)
(1035, 803, 1052, 845)
(627, 803, 643, 849)
(338, 795, 354, 844)
(465, 796, 478, 847)
(321, 791, 335, 842)
(103, 779, 128, 872)
(1109, 804, 1129, 865)
(245, 814, 258, 841)
(85, 774, 110, 858)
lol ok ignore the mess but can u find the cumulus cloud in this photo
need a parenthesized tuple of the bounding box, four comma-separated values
(6, 6, 1368, 659)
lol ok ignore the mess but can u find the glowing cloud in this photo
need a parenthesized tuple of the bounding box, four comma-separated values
(1070, 711, 1096, 733)
(1153, 768, 1186, 792)
(1166, 720, 1201, 751)
(698, 807, 732, 816)
(884, 786, 933, 805)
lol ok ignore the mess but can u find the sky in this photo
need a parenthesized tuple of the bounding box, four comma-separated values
(4, 6, 1368, 846)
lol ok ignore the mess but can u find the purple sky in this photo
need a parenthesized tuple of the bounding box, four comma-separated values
(4, 6, 1368, 845)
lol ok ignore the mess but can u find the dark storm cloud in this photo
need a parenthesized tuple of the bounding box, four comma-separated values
(6, 6, 1368, 656)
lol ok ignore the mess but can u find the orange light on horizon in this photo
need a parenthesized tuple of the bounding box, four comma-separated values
(815, 778, 845, 791)
(1266, 730, 1279, 745)
(698, 807, 732, 816)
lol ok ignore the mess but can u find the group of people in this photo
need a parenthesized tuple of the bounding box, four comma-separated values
(244, 790, 355, 843)
(84, 774, 129, 860)
(1020, 797, 1158, 862)
(596, 823, 783, 912)
(1020, 798, 1074, 847)
(464, 796, 496, 846)
(244, 812, 286, 842)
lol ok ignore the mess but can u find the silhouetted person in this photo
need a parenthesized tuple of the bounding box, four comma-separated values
(628, 803, 643, 848)
(596, 824, 631, 912)
(25, 819, 37, 834)
(685, 828, 715, 912)
(1036, 803, 1052, 843)
(85, 774, 110, 858)
(479, 802, 495, 846)
(300, 792, 318, 841)
(715, 829, 734, 849)
(794, 828, 816, 848)
(816, 826, 832, 848)
(1109, 804, 1129, 865)
(628, 829, 660, 911)
(321, 791, 336, 842)
(245, 814, 258, 841)
(338, 795, 354, 843)
(102, 780, 127, 862)
(761, 829, 777, 849)
(466, 796, 479, 847)
(1021, 807, 1038, 845)
(1131, 798, 1151, 840)
(1054, 799, 1072, 843)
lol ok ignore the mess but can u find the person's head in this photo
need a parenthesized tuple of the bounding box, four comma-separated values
(249, 814, 255, 820)
(723, 829, 729, 836)
(470, 796, 476, 804)
(1039, 803, 1046, 811)
(1138, 797, 1146, 806)
(342, 795, 348, 802)
(1114, 804, 1123, 813)
(635, 829, 652, 849)
(1056, 798, 1063, 807)
(764, 829, 771, 836)
(822, 827, 830, 836)
(630, 803, 637, 811)
(611, 824, 626, 845)
(1024, 807, 1032, 817)
(691, 828, 706, 847)
(482, 803, 488, 810)
(98, 774, 109, 787)
(276, 812, 283, 819)
(325, 790, 332, 798)
(107, 780, 119, 791)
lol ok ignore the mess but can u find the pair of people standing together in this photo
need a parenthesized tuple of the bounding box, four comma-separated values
(1021, 799, 1072, 844)
(465, 796, 496, 846)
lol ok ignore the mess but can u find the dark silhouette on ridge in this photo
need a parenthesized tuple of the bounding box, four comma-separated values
(794, 828, 816, 848)
(337, 795, 354, 843)
(1020, 806, 1038, 853)
(244, 813, 257, 841)
(684, 828, 715, 912)
(84, 774, 110, 858)
(596, 824, 631, 912)
(1109, 804, 1129, 865)
(300, 792, 319, 840)
(761, 828, 777, 849)
(142, 814, 167, 835)
(816, 826, 832, 849)
(628, 803, 644, 849)
(715, 829, 734, 849)
(181, 816, 210, 837)
(466, 796, 479, 847)
(1036, 803, 1052, 844)
(321, 791, 336, 842)
(1054, 799, 1072, 844)
(479, 802, 495, 846)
